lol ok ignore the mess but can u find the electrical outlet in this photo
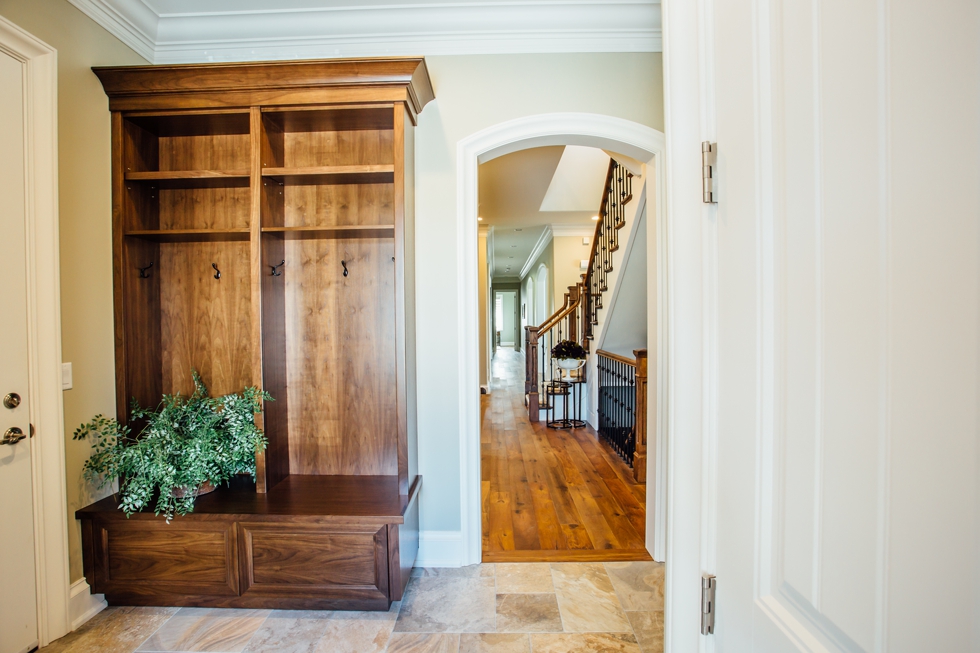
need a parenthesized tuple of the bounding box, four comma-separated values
(62, 362, 72, 390)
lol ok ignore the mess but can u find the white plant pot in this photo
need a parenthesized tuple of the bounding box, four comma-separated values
(556, 357, 586, 381)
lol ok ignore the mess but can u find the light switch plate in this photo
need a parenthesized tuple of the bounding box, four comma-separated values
(62, 362, 72, 390)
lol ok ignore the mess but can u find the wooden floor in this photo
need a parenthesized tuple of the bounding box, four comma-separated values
(481, 348, 651, 562)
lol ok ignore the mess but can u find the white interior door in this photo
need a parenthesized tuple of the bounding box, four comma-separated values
(0, 48, 39, 653)
(705, 0, 979, 651)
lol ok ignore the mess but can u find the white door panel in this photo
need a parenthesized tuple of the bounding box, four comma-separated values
(708, 0, 979, 651)
(0, 48, 39, 653)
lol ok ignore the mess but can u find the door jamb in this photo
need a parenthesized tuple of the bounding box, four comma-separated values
(0, 14, 71, 647)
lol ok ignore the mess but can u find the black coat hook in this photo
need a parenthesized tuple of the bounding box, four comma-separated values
(271, 260, 285, 277)
(138, 262, 153, 279)
(341, 260, 349, 277)
(212, 263, 221, 280)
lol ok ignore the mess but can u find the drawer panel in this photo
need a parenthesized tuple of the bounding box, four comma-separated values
(240, 523, 389, 602)
(93, 518, 239, 597)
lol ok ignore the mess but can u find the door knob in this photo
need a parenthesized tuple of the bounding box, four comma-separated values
(2, 427, 25, 445)
(3, 393, 20, 409)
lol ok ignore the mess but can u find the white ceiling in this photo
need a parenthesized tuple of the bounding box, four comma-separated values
(480, 146, 606, 279)
(67, 0, 661, 63)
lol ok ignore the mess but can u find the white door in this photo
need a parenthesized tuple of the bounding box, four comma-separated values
(0, 48, 39, 653)
(704, 0, 979, 650)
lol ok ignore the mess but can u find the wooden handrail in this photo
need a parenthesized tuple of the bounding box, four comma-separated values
(595, 349, 636, 367)
(538, 288, 580, 334)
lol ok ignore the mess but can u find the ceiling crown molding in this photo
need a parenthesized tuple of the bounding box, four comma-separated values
(66, 1, 661, 64)
(520, 226, 553, 280)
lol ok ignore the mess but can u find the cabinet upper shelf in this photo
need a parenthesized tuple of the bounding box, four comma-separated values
(123, 165, 396, 187)
(261, 165, 395, 185)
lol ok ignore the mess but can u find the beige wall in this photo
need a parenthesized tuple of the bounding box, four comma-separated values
(415, 52, 663, 532)
(552, 234, 592, 306)
(0, 0, 146, 581)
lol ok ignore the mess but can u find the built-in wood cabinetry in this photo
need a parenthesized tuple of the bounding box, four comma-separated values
(76, 59, 432, 609)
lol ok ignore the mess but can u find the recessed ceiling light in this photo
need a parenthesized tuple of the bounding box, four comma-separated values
(478, 216, 483, 221)
(591, 215, 599, 221)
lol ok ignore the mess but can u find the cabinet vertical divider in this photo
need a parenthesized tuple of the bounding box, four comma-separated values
(248, 107, 267, 493)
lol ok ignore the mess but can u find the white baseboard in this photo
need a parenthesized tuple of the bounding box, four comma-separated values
(416, 530, 463, 567)
(69, 578, 106, 630)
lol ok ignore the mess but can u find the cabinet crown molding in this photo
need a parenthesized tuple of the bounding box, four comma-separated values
(93, 57, 435, 119)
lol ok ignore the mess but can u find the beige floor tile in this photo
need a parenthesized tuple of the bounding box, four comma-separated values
(314, 608, 399, 653)
(604, 563, 665, 612)
(385, 632, 460, 653)
(529, 633, 641, 653)
(137, 607, 270, 652)
(626, 612, 664, 653)
(395, 577, 495, 633)
(42, 607, 178, 653)
(242, 610, 331, 653)
(494, 564, 553, 593)
(459, 633, 530, 653)
(412, 564, 494, 578)
(494, 594, 562, 633)
(550, 564, 631, 633)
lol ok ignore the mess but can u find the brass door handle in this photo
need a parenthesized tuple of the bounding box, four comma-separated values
(2, 427, 25, 445)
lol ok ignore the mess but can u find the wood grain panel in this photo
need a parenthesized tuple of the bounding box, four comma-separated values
(122, 238, 163, 413)
(284, 183, 394, 228)
(159, 186, 251, 230)
(93, 519, 239, 596)
(244, 527, 384, 586)
(283, 128, 392, 168)
(159, 132, 249, 172)
(284, 237, 397, 476)
(160, 240, 253, 397)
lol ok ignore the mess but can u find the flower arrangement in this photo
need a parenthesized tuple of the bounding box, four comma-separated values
(552, 339, 587, 360)
(73, 371, 271, 520)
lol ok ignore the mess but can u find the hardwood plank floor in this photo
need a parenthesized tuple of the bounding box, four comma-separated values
(481, 348, 651, 562)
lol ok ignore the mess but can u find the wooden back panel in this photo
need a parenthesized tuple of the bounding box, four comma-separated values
(159, 240, 254, 398)
(284, 236, 397, 476)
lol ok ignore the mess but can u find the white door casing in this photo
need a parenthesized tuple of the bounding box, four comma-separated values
(0, 45, 39, 653)
(455, 113, 667, 567)
(662, 0, 980, 651)
(0, 14, 69, 648)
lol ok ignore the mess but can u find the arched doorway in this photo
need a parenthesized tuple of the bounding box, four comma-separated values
(455, 113, 667, 565)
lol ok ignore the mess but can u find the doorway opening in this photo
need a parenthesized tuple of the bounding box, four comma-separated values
(468, 117, 666, 565)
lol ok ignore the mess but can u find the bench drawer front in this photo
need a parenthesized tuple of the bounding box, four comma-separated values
(92, 518, 239, 598)
(240, 523, 389, 603)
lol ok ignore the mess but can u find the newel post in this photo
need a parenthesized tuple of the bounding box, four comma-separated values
(632, 349, 648, 482)
(525, 326, 540, 422)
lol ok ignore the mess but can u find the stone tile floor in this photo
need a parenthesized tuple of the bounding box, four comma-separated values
(40, 562, 664, 653)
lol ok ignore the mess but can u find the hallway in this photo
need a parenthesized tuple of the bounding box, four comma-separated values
(481, 348, 651, 562)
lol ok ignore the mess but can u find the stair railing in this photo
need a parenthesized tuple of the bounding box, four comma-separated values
(524, 284, 583, 422)
(524, 158, 636, 440)
(596, 348, 647, 480)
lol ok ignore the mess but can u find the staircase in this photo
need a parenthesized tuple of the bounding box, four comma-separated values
(523, 159, 647, 478)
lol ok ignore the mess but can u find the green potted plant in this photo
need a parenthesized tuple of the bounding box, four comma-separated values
(552, 339, 588, 381)
(73, 371, 271, 521)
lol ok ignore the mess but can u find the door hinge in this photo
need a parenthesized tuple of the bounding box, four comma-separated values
(702, 142, 717, 203)
(701, 574, 716, 635)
